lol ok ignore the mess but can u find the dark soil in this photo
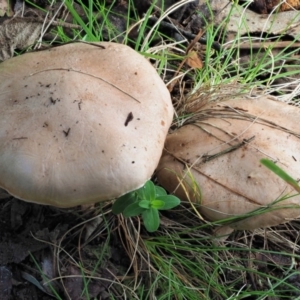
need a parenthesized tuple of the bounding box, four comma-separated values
(0, 196, 133, 299)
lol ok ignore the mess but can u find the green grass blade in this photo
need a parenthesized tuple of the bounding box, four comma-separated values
(260, 159, 300, 193)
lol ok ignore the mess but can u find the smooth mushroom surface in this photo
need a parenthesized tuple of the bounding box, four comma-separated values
(157, 96, 300, 230)
(0, 42, 173, 207)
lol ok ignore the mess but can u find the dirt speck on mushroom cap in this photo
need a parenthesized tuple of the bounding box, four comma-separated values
(0, 42, 173, 207)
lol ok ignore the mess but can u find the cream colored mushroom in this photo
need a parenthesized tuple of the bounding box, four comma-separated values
(157, 96, 300, 230)
(0, 42, 173, 207)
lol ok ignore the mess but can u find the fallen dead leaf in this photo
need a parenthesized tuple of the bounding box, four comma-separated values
(208, 0, 300, 40)
(63, 265, 83, 300)
(0, 0, 13, 17)
(186, 50, 203, 69)
(254, 252, 293, 269)
(252, 0, 300, 13)
(0, 17, 42, 61)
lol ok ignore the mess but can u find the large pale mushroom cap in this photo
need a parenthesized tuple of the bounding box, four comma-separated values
(0, 42, 173, 207)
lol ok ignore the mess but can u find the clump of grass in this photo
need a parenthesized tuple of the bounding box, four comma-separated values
(115, 206, 300, 299)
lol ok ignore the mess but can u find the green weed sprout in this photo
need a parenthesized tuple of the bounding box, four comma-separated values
(112, 180, 180, 232)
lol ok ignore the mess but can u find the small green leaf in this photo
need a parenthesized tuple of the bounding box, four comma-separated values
(155, 185, 167, 197)
(140, 180, 156, 201)
(142, 208, 160, 232)
(112, 193, 137, 214)
(156, 195, 181, 210)
(123, 202, 146, 217)
(150, 199, 165, 209)
(133, 184, 145, 196)
(260, 159, 300, 193)
(139, 200, 151, 209)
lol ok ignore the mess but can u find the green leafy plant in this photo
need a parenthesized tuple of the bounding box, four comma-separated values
(112, 180, 180, 232)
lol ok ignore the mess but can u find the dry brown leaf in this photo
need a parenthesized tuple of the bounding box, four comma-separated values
(252, 0, 300, 13)
(254, 252, 292, 268)
(84, 214, 103, 242)
(0, 236, 46, 265)
(280, 0, 300, 10)
(63, 265, 84, 300)
(0, 13, 82, 61)
(0, 17, 42, 61)
(186, 50, 203, 69)
(208, 0, 300, 40)
(0, 0, 13, 17)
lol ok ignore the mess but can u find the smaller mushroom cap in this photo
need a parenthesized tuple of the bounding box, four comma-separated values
(0, 42, 173, 207)
(157, 96, 300, 230)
